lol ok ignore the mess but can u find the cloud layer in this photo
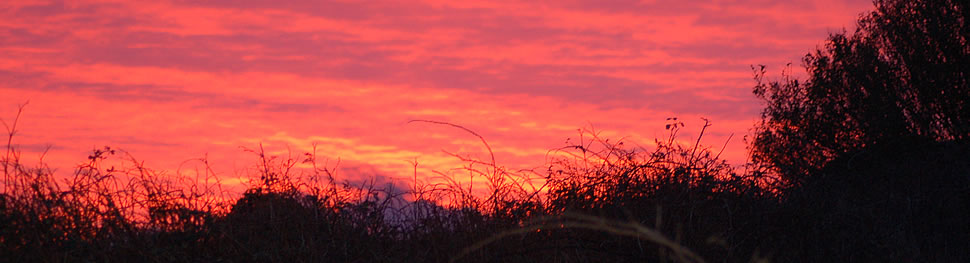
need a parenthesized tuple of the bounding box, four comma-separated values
(1, 0, 871, 191)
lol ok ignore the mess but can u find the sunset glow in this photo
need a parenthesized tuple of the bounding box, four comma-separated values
(1, 0, 871, 193)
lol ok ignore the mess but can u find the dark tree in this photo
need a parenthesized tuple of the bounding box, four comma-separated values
(751, 0, 970, 185)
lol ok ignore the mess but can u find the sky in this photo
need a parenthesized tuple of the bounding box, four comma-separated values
(1, 0, 872, 193)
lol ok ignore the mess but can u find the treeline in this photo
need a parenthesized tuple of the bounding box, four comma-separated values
(2, 0, 969, 262)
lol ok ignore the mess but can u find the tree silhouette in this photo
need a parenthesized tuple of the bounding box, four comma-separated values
(750, 0, 970, 185)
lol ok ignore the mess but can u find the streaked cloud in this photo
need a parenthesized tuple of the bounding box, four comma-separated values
(1, 0, 871, 190)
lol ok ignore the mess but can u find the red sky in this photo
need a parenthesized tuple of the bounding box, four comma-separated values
(1, 0, 871, 193)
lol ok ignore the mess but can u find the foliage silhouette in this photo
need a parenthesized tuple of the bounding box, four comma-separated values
(751, 0, 970, 185)
(774, 138, 970, 262)
(749, 0, 970, 261)
(2, 107, 769, 262)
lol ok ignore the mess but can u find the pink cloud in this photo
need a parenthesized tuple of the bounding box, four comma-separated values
(1, 0, 871, 192)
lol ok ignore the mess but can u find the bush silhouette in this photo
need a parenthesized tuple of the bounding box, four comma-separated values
(748, 0, 970, 261)
(751, 0, 970, 185)
(774, 137, 970, 261)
